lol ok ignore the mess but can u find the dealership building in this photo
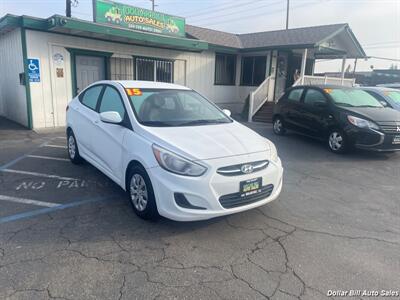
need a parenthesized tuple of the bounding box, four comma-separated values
(0, 1, 366, 129)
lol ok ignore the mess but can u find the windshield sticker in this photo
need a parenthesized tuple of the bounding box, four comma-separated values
(126, 88, 142, 96)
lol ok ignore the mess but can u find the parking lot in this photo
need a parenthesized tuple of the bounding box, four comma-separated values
(0, 119, 399, 300)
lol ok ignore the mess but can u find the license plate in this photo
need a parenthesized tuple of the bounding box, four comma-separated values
(240, 177, 262, 196)
(393, 135, 400, 145)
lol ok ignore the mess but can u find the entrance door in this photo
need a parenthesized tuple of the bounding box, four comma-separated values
(76, 55, 105, 94)
(274, 52, 288, 100)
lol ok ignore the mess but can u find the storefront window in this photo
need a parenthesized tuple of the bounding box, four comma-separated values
(215, 53, 236, 85)
(135, 57, 173, 83)
(241, 56, 267, 86)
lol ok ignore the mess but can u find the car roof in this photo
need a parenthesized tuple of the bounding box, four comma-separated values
(360, 86, 399, 92)
(291, 84, 353, 90)
(115, 80, 191, 90)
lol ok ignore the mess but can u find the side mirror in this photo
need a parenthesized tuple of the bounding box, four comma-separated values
(100, 111, 123, 124)
(380, 100, 388, 107)
(222, 109, 231, 117)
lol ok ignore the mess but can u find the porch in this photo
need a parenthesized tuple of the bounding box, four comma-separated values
(245, 24, 366, 122)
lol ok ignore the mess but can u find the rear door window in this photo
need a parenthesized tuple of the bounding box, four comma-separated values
(287, 88, 304, 102)
(80, 85, 103, 110)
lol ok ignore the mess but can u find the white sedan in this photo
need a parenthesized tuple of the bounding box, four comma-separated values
(66, 80, 283, 221)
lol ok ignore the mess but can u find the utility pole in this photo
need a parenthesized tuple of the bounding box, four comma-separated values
(285, 0, 289, 29)
(92, 0, 97, 22)
(150, 0, 155, 11)
(66, 0, 71, 17)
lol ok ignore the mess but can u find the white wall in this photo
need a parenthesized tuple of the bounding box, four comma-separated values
(0, 28, 28, 126)
(25, 30, 268, 128)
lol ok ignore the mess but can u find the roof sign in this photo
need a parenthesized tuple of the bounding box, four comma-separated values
(94, 0, 186, 38)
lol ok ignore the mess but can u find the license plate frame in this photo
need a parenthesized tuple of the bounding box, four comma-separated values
(392, 135, 400, 145)
(240, 177, 262, 196)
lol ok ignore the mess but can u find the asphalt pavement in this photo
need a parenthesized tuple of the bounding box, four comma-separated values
(0, 118, 399, 300)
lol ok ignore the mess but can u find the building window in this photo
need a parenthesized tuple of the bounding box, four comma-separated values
(110, 57, 134, 80)
(241, 56, 267, 86)
(215, 53, 236, 85)
(135, 57, 173, 83)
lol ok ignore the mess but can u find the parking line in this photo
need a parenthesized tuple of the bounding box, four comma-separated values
(0, 196, 116, 224)
(1, 169, 78, 181)
(43, 144, 67, 149)
(0, 195, 60, 208)
(27, 155, 70, 162)
(0, 137, 58, 171)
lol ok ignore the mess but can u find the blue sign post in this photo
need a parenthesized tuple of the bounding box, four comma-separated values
(27, 58, 40, 82)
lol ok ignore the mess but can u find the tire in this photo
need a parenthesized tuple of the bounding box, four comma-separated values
(327, 129, 348, 154)
(67, 130, 83, 164)
(273, 116, 286, 135)
(127, 165, 159, 220)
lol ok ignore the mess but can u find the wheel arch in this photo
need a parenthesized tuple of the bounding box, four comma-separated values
(125, 160, 146, 191)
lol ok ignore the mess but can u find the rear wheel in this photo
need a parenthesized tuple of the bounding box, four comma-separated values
(273, 116, 286, 135)
(127, 165, 159, 220)
(328, 129, 348, 154)
(67, 130, 83, 164)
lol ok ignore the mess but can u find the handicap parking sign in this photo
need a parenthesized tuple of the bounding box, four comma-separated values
(27, 58, 40, 82)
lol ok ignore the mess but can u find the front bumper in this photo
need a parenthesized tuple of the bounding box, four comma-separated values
(349, 128, 400, 151)
(148, 153, 283, 221)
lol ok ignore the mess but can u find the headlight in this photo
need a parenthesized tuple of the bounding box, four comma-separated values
(347, 115, 380, 130)
(269, 142, 280, 164)
(152, 144, 207, 176)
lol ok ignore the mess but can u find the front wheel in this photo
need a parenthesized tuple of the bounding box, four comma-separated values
(67, 130, 83, 164)
(328, 129, 348, 154)
(127, 165, 159, 220)
(273, 117, 286, 135)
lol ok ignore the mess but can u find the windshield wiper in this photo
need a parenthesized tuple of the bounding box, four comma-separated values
(335, 102, 354, 107)
(141, 121, 173, 127)
(357, 105, 381, 108)
(177, 119, 229, 126)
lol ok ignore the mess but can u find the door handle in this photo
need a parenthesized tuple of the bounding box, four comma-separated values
(94, 120, 99, 125)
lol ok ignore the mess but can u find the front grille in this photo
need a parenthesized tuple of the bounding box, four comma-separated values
(219, 184, 274, 209)
(217, 160, 269, 176)
(377, 122, 400, 134)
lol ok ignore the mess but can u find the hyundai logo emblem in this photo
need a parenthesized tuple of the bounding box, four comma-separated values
(241, 164, 254, 174)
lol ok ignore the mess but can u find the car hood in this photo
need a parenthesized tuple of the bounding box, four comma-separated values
(339, 106, 400, 122)
(141, 121, 269, 161)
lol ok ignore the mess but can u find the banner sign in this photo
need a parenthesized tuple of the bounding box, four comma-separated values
(94, 0, 186, 38)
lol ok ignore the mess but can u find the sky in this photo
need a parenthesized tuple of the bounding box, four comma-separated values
(1, 0, 399, 72)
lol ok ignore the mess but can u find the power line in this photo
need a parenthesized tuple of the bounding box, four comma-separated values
(186, 0, 263, 18)
(189, 0, 282, 23)
(196, 0, 324, 27)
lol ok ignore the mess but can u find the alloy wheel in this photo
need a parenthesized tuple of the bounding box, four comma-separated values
(130, 174, 148, 212)
(68, 135, 76, 159)
(274, 119, 283, 133)
(329, 132, 343, 151)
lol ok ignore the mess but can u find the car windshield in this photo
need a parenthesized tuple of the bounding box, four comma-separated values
(384, 90, 400, 104)
(126, 89, 232, 127)
(326, 88, 383, 108)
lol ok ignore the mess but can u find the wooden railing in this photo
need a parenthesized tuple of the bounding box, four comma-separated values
(248, 76, 270, 122)
(293, 75, 356, 87)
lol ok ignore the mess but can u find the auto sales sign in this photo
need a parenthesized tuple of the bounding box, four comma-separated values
(94, 0, 186, 37)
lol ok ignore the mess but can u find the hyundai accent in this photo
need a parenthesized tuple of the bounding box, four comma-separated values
(66, 81, 283, 221)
